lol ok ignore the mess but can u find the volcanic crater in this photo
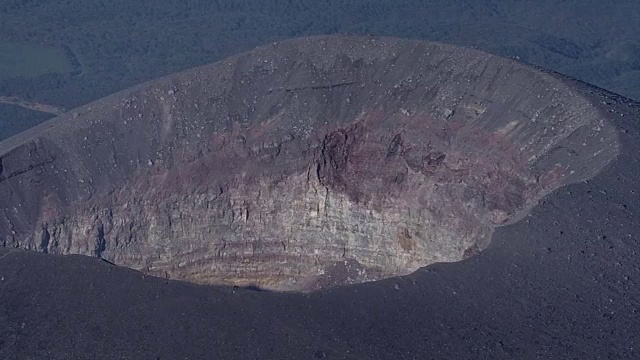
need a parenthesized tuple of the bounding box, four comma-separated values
(0, 36, 619, 291)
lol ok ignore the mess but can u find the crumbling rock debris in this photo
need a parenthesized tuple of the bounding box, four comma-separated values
(0, 35, 619, 291)
(444, 108, 454, 118)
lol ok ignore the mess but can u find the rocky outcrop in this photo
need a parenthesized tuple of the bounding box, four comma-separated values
(0, 35, 619, 290)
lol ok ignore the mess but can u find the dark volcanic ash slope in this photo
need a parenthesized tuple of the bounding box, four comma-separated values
(0, 35, 619, 290)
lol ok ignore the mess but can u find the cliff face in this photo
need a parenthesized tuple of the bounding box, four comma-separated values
(0, 36, 619, 290)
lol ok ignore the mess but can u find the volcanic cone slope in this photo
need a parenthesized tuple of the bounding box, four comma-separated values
(0, 35, 619, 290)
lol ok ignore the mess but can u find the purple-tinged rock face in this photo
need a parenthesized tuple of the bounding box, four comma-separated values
(0, 35, 619, 290)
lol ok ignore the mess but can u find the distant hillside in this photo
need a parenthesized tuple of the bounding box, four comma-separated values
(0, 0, 638, 140)
(0, 103, 53, 140)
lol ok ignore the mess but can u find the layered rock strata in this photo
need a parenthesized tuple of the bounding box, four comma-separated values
(0, 36, 619, 290)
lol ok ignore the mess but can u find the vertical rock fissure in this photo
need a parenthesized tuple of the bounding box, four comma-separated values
(95, 223, 106, 259)
(40, 227, 50, 254)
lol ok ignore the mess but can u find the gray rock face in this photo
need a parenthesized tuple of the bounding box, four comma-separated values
(0, 35, 619, 290)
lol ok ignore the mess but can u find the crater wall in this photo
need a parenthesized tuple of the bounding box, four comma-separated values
(0, 36, 619, 290)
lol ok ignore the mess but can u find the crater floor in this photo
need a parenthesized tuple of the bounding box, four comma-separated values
(0, 35, 619, 290)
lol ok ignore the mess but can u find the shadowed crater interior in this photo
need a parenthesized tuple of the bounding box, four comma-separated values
(0, 35, 619, 291)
